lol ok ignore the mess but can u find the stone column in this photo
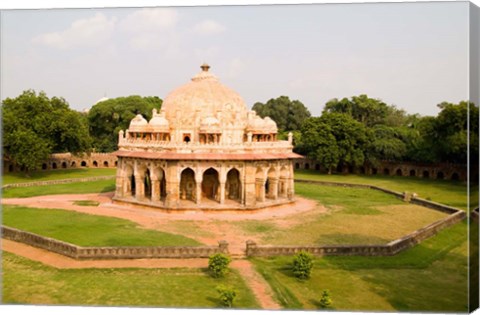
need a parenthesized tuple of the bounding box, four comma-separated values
(219, 180, 226, 204)
(256, 179, 266, 202)
(151, 179, 160, 202)
(268, 178, 279, 200)
(196, 182, 202, 205)
(134, 175, 145, 200)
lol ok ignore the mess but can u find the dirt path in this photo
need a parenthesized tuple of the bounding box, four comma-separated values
(231, 259, 282, 310)
(2, 193, 319, 257)
(3, 239, 281, 309)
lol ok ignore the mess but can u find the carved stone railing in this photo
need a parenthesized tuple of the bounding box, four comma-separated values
(246, 211, 466, 257)
(2, 226, 228, 259)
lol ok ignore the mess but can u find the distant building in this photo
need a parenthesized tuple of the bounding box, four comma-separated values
(113, 64, 301, 210)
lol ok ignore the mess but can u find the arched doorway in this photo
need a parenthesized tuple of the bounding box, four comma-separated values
(103, 161, 109, 167)
(409, 169, 416, 176)
(304, 163, 310, 170)
(451, 173, 460, 181)
(71, 161, 76, 167)
(81, 161, 87, 167)
(202, 168, 220, 202)
(226, 168, 241, 202)
(423, 170, 430, 178)
(42, 163, 47, 170)
(52, 163, 57, 169)
(396, 169, 402, 176)
(93, 161, 98, 167)
(383, 168, 390, 175)
(180, 168, 196, 202)
(437, 172, 444, 180)
(62, 162, 67, 169)
(144, 169, 152, 199)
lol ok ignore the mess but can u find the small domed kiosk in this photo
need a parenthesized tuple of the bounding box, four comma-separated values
(114, 64, 302, 210)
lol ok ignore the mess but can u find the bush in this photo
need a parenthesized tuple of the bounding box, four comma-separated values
(292, 251, 313, 279)
(208, 253, 231, 278)
(319, 290, 332, 308)
(216, 285, 237, 308)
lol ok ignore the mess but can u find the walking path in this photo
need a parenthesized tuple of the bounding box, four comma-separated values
(2, 239, 281, 309)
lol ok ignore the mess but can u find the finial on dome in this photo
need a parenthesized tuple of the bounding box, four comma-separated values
(200, 63, 210, 72)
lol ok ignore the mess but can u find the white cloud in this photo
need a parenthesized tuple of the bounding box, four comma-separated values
(118, 8, 180, 52)
(192, 19, 226, 35)
(119, 8, 178, 33)
(32, 13, 116, 49)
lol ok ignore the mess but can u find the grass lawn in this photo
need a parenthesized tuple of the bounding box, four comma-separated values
(2, 252, 259, 308)
(2, 168, 116, 185)
(3, 205, 201, 246)
(2, 179, 116, 198)
(234, 183, 447, 245)
(294, 170, 469, 210)
(252, 222, 468, 312)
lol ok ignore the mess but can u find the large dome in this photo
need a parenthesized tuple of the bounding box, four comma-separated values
(161, 64, 249, 124)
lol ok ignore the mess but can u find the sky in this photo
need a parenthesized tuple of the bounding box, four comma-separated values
(0, 1, 472, 117)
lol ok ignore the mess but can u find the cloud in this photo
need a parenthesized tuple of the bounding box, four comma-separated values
(32, 13, 116, 49)
(119, 8, 178, 33)
(192, 19, 226, 35)
(118, 8, 180, 51)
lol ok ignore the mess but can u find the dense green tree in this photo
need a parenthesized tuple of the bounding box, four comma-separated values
(252, 96, 311, 131)
(323, 94, 408, 127)
(301, 113, 368, 173)
(2, 90, 92, 172)
(367, 125, 407, 162)
(87, 95, 162, 152)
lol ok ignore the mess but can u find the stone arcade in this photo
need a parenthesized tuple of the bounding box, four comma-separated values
(113, 64, 302, 210)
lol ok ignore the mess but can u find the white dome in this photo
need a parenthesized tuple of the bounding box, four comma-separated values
(149, 109, 170, 132)
(95, 96, 109, 104)
(129, 114, 148, 132)
(161, 64, 248, 127)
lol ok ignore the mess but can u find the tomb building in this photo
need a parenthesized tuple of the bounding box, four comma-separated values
(114, 64, 302, 209)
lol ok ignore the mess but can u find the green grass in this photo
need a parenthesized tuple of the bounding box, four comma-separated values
(3, 205, 201, 246)
(2, 168, 116, 185)
(294, 170, 469, 210)
(2, 179, 116, 198)
(72, 200, 100, 206)
(233, 183, 447, 245)
(2, 252, 259, 308)
(252, 222, 469, 312)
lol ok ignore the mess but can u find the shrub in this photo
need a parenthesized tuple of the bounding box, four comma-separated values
(216, 285, 237, 307)
(319, 290, 332, 308)
(292, 251, 313, 279)
(208, 253, 231, 278)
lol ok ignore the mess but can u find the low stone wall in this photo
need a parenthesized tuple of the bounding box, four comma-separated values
(2, 226, 228, 259)
(2, 175, 116, 189)
(246, 211, 466, 257)
(293, 158, 470, 182)
(246, 179, 467, 257)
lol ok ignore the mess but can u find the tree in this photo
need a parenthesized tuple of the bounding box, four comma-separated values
(319, 290, 332, 308)
(324, 94, 408, 127)
(208, 253, 231, 278)
(367, 125, 407, 162)
(2, 90, 92, 172)
(216, 285, 237, 307)
(301, 113, 368, 173)
(292, 251, 314, 279)
(252, 96, 311, 131)
(87, 95, 162, 152)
